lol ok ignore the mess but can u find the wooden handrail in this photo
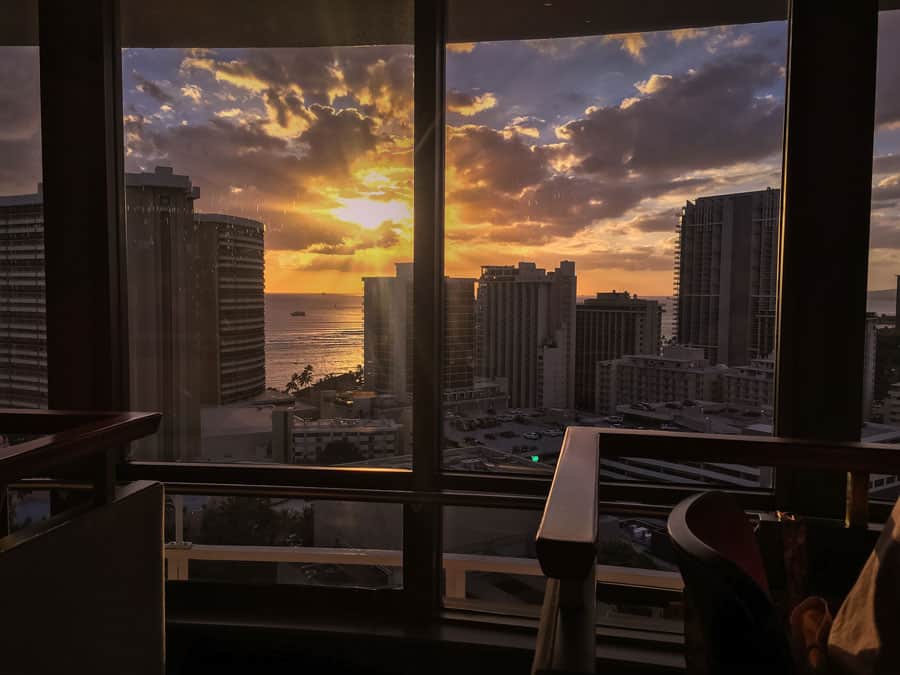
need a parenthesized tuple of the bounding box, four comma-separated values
(596, 427, 900, 473)
(0, 411, 161, 486)
(535, 427, 600, 580)
(532, 426, 900, 674)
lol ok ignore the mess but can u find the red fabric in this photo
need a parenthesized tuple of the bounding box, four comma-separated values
(687, 493, 770, 594)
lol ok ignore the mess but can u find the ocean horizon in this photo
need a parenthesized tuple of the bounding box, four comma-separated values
(264, 290, 896, 392)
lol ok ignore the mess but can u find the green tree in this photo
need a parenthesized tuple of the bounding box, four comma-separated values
(284, 364, 314, 395)
(198, 497, 313, 546)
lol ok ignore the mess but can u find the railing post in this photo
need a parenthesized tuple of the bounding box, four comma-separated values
(174, 494, 184, 544)
(845, 471, 870, 529)
(445, 566, 466, 600)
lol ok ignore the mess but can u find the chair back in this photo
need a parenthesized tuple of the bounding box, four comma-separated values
(668, 491, 792, 675)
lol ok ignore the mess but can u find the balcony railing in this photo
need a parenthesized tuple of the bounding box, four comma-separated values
(532, 427, 900, 674)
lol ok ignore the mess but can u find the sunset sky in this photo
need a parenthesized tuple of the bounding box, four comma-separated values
(2, 12, 900, 296)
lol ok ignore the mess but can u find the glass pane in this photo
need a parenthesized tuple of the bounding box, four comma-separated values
(866, 9, 900, 502)
(166, 495, 402, 588)
(121, 3, 415, 464)
(0, 36, 45, 409)
(443, 506, 682, 629)
(444, 7, 787, 487)
(6, 488, 50, 534)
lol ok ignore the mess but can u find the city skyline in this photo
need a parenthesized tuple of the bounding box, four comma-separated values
(1, 14, 900, 296)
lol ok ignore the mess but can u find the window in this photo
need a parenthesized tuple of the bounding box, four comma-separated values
(443, 9, 787, 490)
(166, 495, 401, 588)
(121, 3, 415, 466)
(0, 30, 46, 410)
(865, 8, 900, 500)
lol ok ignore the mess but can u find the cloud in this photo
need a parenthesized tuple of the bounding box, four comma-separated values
(448, 43, 476, 54)
(873, 175, 900, 203)
(603, 34, 648, 62)
(555, 53, 784, 178)
(626, 210, 680, 233)
(447, 90, 498, 116)
(133, 73, 174, 104)
(582, 245, 674, 271)
(875, 155, 900, 176)
(181, 84, 203, 103)
(876, 10, 900, 129)
(0, 47, 42, 195)
(634, 74, 672, 95)
(669, 28, 710, 45)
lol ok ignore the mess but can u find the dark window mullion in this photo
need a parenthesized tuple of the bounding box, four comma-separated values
(405, 0, 446, 618)
(775, 0, 879, 517)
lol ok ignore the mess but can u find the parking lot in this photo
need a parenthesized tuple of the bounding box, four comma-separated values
(444, 407, 613, 461)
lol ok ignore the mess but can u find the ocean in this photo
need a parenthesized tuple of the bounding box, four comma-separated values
(264, 291, 895, 392)
(265, 293, 363, 392)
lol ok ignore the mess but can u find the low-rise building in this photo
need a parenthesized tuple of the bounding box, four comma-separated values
(722, 355, 775, 408)
(595, 346, 722, 415)
(290, 417, 402, 464)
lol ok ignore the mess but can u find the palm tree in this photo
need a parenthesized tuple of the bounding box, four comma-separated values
(299, 364, 314, 388)
(284, 364, 314, 396)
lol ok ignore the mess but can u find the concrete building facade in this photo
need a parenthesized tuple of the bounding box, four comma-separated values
(722, 355, 775, 408)
(575, 291, 660, 412)
(291, 417, 402, 464)
(363, 262, 476, 403)
(596, 346, 722, 415)
(476, 261, 576, 409)
(0, 188, 47, 408)
(674, 188, 779, 366)
(126, 167, 265, 460)
(195, 213, 266, 405)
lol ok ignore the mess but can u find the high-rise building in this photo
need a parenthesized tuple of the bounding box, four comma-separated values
(0, 188, 47, 408)
(126, 167, 265, 460)
(863, 315, 878, 421)
(363, 263, 476, 402)
(575, 291, 660, 412)
(476, 261, 576, 409)
(674, 188, 779, 366)
(195, 214, 266, 404)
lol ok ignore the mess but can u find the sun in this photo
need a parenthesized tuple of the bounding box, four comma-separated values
(331, 197, 411, 230)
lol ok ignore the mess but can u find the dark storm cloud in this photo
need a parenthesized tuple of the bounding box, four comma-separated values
(133, 73, 174, 104)
(557, 53, 784, 178)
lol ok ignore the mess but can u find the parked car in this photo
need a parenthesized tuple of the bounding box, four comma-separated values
(523, 431, 541, 440)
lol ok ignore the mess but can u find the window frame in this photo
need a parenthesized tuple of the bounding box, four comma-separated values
(31, 0, 885, 623)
